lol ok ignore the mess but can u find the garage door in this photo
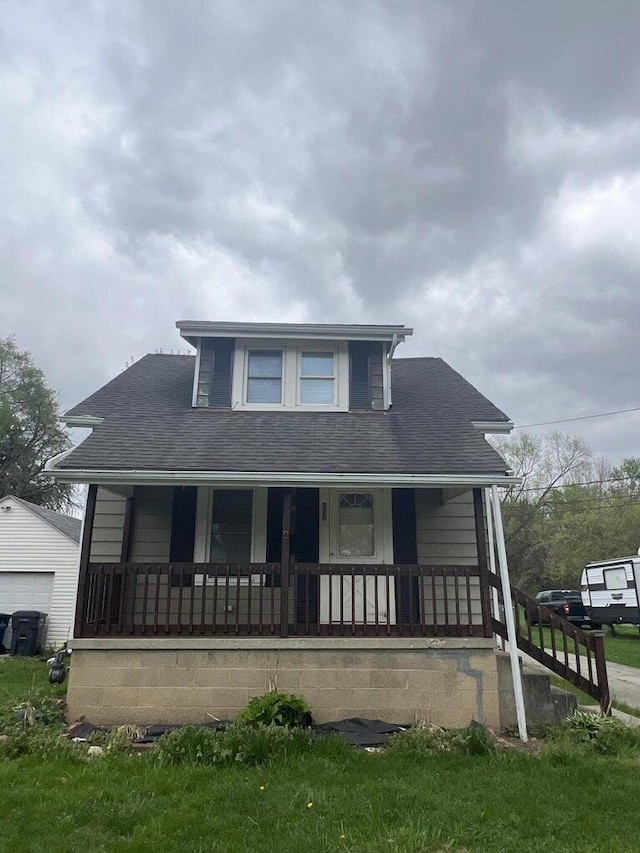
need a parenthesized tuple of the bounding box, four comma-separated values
(0, 573, 54, 646)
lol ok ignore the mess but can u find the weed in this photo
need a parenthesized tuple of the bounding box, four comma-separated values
(154, 721, 313, 767)
(0, 727, 77, 761)
(387, 723, 496, 757)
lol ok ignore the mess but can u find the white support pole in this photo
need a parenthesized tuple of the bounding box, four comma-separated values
(484, 487, 503, 651)
(490, 485, 528, 743)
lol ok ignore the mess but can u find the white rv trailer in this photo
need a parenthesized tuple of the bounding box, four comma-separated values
(581, 554, 640, 627)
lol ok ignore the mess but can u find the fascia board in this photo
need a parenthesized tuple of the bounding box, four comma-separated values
(471, 420, 514, 434)
(46, 468, 521, 487)
(176, 321, 413, 343)
(61, 416, 105, 427)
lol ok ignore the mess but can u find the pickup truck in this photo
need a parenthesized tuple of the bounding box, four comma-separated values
(531, 589, 595, 627)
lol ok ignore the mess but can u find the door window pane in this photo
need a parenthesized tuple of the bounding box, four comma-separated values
(300, 351, 334, 404)
(338, 493, 374, 557)
(210, 490, 252, 563)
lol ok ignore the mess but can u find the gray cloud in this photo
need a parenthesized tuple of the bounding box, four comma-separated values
(1, 0, 640, 463)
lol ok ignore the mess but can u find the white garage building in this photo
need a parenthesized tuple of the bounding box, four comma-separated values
(0, 495, 81, 650)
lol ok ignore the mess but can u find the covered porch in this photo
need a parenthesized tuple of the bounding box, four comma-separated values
(74, 481, 495, 641)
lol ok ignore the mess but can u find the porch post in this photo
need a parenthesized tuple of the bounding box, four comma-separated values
(484, 488, 504, 650)
(73, 484, 97, 638)
(120, 494, 133, 562)
(280, 488, 292, 638)
(490, 485, 528, 743)
(472, 488, 493, 638)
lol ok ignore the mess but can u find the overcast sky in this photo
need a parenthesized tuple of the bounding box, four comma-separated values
(2, 1, 639, 464)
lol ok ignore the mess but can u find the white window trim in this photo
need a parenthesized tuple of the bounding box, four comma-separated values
(297, 349, 337, 406)
(231, 339, 349, 411)
(193, 486, 267, 564)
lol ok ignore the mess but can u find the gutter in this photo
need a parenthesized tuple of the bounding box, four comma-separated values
(44, 464, 521, 488)
(61, 416, 105, 428)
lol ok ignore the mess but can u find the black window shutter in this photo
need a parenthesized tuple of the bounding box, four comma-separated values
(265, 487, 285, 586)
(349, 341, 371, 409)
(392, 488, 419, 623)
(170, 487, 198, 585)
(210, 338, 234, 407)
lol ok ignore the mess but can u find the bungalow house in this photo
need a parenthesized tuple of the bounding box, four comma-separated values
(46, 321, 525, 727)
(0, 495, 81, 649)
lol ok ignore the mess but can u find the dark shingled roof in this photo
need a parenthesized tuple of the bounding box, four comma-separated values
(12, 497, 82, 542)
(59, 354, 511, 475)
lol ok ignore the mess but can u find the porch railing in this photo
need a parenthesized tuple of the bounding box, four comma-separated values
(486, 573, 611, 714)
(78, 562, 491, 639)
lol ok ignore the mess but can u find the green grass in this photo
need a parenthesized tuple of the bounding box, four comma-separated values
(1, 659, 640, 851)
(1, 746, 640, 852)
(600, 625, 640, 668)
(519, 618, 640, 669)
(0, 657, 63, 704)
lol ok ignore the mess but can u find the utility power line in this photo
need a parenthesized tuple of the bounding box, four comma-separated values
(518, 475, 639, 493)
(514, 406, 640, 429)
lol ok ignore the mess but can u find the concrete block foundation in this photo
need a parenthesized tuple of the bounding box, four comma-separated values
(67, 637, 501, 728)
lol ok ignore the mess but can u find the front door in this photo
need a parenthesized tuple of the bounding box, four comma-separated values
(319, 490, 396, 625)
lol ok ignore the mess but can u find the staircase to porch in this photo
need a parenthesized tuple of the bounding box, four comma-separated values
(487, 575, 611, 716)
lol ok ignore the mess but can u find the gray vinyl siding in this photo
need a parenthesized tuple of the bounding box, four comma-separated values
(415, 489, 481, 626)
(416, 489, 478, 565)
(129, 487, 173, 562)
(89, 487, 130, 562)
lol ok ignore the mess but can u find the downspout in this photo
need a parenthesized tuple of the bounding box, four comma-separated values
(485, 487, 503, 651)
(387, 332, 399, 362)
(490, 484, 528, 743)
(385, 333, 399, 409)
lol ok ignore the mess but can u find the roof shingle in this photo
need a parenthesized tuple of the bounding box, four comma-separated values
(58, 354, 510, 475)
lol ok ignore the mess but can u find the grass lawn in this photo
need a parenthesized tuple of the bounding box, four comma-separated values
(519, 619, 640, 669)
(1, 746, 640, 852)
(0, 656, 64, 704)
(1, 659, 640, 852)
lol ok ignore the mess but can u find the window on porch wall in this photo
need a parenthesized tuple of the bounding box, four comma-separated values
(209, 490, 253, 563)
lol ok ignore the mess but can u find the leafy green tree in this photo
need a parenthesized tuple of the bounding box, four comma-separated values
(611, 457, 640, 500)
(0, 337, 72, 510)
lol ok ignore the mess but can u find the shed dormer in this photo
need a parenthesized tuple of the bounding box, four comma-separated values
(176, 321, 412, 412)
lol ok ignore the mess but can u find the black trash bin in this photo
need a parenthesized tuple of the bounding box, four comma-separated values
(9, 611, 47, 657)
(0, 613, 10, 654)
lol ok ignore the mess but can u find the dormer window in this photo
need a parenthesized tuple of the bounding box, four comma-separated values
(232, 341, 349, 411)
(247, 351, 283, 404)
(180, 321, 413, 412)
(299, 351, 335, 404)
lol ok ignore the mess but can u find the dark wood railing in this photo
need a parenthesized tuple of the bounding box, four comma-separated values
(77, 562, 491, 639)
(486, 573, 611, 714)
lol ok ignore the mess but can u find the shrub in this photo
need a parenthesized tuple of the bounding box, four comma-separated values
(154, 721, 313, 767)
(238, 691, 312, 727)
(544, 711, 640, 757)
